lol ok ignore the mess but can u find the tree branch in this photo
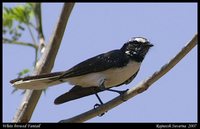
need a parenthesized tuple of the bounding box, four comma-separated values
(12, 3, 75, 123)
(33, 3, 46, 54)
(59, 34, 197, 123)
(26, 23, 37, 45)
(23, 8, 37, 45)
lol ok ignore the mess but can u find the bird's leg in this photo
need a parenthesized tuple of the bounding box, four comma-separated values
(94, 79, 106, 104)
(95, 93, 104, 105)
(93, 80, 129, 116)
(106, 88, 129, 95)
(106, 88, 129, 102)
(93, 93, 106, 116)
(93, 79, 107, 116)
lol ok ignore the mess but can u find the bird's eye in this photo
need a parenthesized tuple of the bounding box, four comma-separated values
(133, 41, 141, 45)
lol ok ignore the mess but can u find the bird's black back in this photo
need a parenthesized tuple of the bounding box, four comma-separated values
(59, 50, 130, 79)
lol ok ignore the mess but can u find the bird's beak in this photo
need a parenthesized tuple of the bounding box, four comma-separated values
(147, 42, 154, 47)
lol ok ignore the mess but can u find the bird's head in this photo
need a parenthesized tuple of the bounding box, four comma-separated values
(121, 37, 153, 62)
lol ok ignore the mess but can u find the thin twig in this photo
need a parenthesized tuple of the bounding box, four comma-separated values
(12, 3, 75, 123)
(34, 46, 38, 66)
(26, 21, 38, 68)
(33, 3, 46, 54)
(23, 9, 37, 45)
(59, 34, 197, 123)
(26, 24, 37, 45)
(3, 38, 37, 49)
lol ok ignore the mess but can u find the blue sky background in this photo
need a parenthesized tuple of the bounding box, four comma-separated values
(3, 3, 197, 122)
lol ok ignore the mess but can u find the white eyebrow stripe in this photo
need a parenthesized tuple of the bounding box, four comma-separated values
(133, 37, 148, 43)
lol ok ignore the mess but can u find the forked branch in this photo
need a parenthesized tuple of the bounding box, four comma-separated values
(12, 3, 75, 123)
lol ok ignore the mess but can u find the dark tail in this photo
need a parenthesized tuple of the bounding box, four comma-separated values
(10, 71, 65, 90)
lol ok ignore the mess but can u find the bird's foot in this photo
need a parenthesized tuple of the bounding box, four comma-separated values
(107, 88, 129, 95)
(93, 103, 106, 117)
(93, 93, 107, 117)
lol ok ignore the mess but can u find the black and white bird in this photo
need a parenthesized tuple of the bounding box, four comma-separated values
(10, 37, 153, 104)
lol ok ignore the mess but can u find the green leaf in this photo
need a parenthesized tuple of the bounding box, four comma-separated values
(3, 4, 35, 38)
(18, 25, 25, 31)
(17, 68, 30, 78)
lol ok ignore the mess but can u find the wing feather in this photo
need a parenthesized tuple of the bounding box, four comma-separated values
(59, 50, 129, 79)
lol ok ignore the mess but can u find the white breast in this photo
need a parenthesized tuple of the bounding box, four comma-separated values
(66, 61, 141, 88)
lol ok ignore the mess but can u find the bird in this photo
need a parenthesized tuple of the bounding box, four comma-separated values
(10, 37, 153, 105)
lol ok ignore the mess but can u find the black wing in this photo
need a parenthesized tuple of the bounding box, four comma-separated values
(59, 50, 129, 79)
